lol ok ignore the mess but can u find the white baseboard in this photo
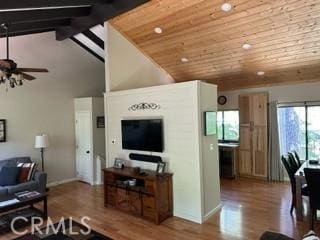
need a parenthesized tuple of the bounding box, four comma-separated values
(47, 177, 80, 187)
(203, 203, 222, 222)
(94, 181, 103, 185)
(174, 210, 203, 224)
(173, 203, 222, 224)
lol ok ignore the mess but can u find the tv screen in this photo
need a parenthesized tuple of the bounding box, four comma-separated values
(121, 119, 164, 152)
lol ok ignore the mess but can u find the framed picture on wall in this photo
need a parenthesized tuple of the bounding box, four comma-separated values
(97, 116, 105, 128)
(0, 120, 6, 142)
(204, 112, 217, 136)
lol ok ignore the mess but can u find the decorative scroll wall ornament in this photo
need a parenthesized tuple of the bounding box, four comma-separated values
(128, 103, 161, 111)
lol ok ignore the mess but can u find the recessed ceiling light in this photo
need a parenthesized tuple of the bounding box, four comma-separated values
(154, 27, 163, 34)
(242, 43, 252, 50)
(221, 2, 232, 12)
(181, 57, 189, 63)
(257, 71, 265, 76)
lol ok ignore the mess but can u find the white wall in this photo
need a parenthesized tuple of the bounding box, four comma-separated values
(105, 23, 174, 91)
(199, 83, 221, 220)
(0, 32, 105, 183)
(105, 81, 220, 223)
(219, 82, 320, 110)
(104, 21, 220, 223)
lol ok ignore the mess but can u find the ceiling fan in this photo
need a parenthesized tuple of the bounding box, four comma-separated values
(0, 23, 49, 88)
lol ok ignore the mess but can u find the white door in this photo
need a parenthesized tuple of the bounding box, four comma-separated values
(75, 111, 93, 184)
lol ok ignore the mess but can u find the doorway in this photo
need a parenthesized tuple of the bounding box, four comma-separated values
(75, 111, 93, 184)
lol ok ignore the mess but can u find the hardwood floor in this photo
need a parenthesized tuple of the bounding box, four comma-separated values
(1, 179, 317, 240)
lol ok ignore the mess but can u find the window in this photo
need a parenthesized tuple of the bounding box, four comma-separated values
(217, 110, 239, 142)
(278, 103, 320, 160)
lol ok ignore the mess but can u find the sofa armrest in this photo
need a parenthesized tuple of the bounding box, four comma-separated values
(33, 170, 47, 193)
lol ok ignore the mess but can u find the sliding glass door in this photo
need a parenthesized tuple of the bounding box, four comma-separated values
(278, 107, 306, 159)
(278, 104, 320, 160)
(307, 107, 320, 159)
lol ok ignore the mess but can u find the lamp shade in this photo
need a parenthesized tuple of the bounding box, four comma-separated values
(35, 134, 50, 148)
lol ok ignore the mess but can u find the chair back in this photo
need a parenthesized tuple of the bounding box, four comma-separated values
(293, 151, 301, 163)
(281, 155, 298, 194)
(288, 152, 301, 169)
(304, 168, 320, 210)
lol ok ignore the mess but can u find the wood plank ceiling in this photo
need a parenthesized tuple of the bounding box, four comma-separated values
(110, 0, 320, 91)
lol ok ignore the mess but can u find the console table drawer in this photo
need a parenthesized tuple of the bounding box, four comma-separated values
(106, 185, 116, 193)
(116, 189, 130, 212)
(103, 167, 173, 224)
(104, 173, 115, 183)
(142, 207, 156, 221)
(144, 181, 155, 194)
(107, 194, 116, 206)
(142, 195, 155, 210)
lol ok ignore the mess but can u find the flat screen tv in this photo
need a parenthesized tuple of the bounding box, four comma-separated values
(121, 119, 164, 152)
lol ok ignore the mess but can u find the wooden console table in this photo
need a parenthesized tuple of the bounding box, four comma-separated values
(103, 167, 173, 224)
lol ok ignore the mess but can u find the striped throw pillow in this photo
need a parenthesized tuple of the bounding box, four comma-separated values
(17, 162, 37, 183)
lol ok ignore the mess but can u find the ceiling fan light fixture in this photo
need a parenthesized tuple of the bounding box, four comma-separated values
(0, 22, 48, 90)
(17, 80, 23, 86)
(16, 74, 23, 81)
(9, 78, 15, 88)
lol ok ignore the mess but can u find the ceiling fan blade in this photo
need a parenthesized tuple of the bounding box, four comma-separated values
(15, 68, 49, 73)
(21, 73, 36, 81)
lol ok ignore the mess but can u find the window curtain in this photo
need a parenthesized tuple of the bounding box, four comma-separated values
(268, 101, 284, 181)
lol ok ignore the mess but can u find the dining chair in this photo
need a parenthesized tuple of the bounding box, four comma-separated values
(288, 151, 302, 168)
(281, 155, 308, 213)
(304, 168, 320, 230)
(293, 151, 303, 167)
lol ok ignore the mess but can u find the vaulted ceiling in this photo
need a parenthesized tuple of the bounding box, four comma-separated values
(0, 0, 148, 61)
(110, 0, 320, 91)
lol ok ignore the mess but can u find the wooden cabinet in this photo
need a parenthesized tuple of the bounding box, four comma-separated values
(239, 92, 268, 179)
(219, 144, 239, 178)
(103, 167, 173, 224)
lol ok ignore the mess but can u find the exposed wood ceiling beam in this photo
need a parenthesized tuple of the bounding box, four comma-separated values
(82, 29, 104, 49)
(0, 1, 113, 10)
(0, 19, 71, 37)
(2, 28, 55, 38)
(56, 0, 149, 41)
(0, 7, 91, 24)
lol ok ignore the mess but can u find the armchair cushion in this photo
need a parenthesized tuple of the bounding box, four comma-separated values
(0, 167, 20, 186)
